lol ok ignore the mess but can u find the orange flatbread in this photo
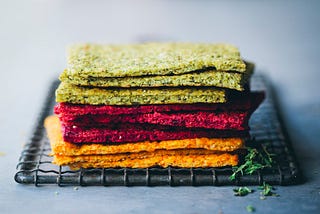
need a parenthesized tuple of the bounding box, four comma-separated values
(53, 149, 239, 168)
(45, 115, 242, 168)
(45, 115, 244, 156)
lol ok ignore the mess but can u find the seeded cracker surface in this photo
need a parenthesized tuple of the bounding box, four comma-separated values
(60, 62, 253, 91)
(56, 82, 227, 105)
(66, 43, 246, 78)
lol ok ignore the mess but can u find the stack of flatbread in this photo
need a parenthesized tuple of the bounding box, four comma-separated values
(45, 43, 264, 169)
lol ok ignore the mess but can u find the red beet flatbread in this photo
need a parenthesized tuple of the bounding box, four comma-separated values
(61, 123, 249, 143)
(58, 111, 249, 130)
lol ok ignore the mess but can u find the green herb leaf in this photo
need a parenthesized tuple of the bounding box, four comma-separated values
(246, 205, 255, 212)
(259, 182, 279, 197)
(229, 146, 274, 181)
(233, 186, 253, 196)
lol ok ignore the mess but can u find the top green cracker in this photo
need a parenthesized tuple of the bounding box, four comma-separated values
(66, 43, 246, 78)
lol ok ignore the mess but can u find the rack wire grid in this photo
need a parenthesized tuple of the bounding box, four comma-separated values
(14, 75, 302, 186)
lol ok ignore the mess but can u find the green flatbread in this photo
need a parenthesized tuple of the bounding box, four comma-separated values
(56, 83, 227, 105)
(60, 62, 253, 91)
(65, 43, 246, 78)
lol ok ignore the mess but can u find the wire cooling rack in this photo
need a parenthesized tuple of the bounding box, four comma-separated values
(14, 75, 302, 186)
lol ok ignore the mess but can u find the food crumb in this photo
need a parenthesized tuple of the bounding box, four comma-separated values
(54, 191, 59, 196)
(260, 195, 266, 200)
(233, 186, 253, 196)
(0, 152, 5, 156)
(74, 187, 79, 190)
(246, 205, 255, 212)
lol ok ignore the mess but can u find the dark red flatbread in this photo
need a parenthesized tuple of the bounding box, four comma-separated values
(54, 92, 264, 116)
(61, 123, 249, 143)
(58, 111, 249, 130)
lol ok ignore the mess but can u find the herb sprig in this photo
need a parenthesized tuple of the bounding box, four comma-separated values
(229, 145, 274, 181)
(233, 186, 253, 196)
(258, 182, 279, 197)
(230, 145, 280, 200)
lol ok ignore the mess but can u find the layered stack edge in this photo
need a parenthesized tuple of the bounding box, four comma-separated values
(45, 43, 265, 169)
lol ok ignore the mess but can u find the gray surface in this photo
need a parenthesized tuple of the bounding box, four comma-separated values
(0, 0, 319, 213)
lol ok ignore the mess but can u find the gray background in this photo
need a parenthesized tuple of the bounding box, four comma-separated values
(0, 0, 319, 213)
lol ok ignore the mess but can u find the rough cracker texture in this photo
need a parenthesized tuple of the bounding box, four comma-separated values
(60, 61, 254, 91)
(54, 92, 265, 115)
(45, 115, 244, 155)
(56, 82, 227, 105)
(58, 111, 250, 130)
(66, 43, 246, 78)
(61, 121, 249, 143)
(53, 150, 239, 168)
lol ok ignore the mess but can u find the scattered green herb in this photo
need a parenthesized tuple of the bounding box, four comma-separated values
(246, 205, 255, 212)
(258, 182, 279, 197)
(230, 146, 279, 200)
(229, 145, 274, 181)
(233, 187, 253, 196)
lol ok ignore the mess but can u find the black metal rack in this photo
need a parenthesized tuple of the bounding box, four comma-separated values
(14, 75, 302, 186)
